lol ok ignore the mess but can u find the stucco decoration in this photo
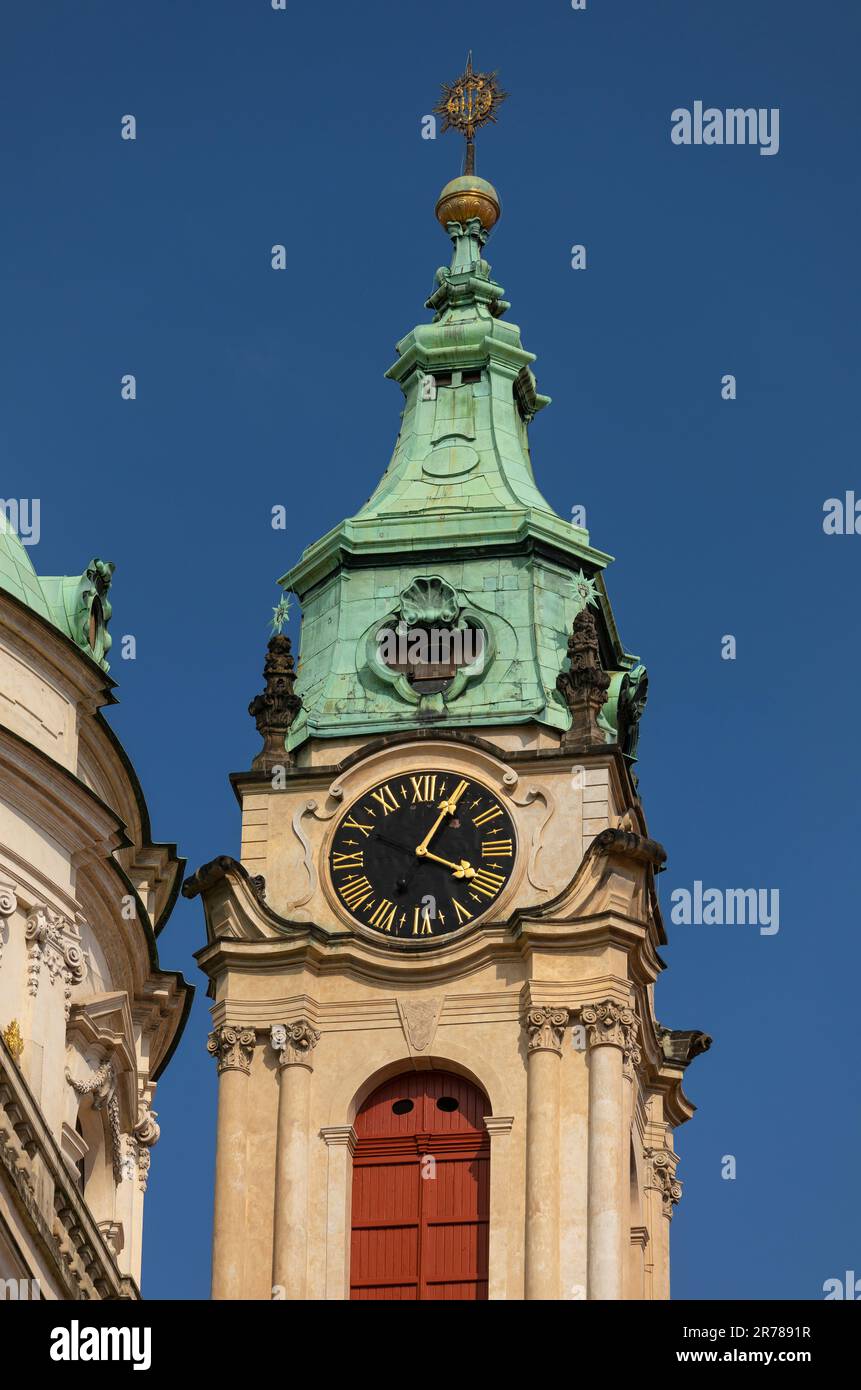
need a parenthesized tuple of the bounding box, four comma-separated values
(581, 999, 637, 1054)
(65, 1062, 123, 1186)
(525, 1006, 569, 1055)
(207, 1024, 257, 1076)
(0, 883, 17, 969)
(132, 1101, 160, 1192)
(270, 1020, 320, 1069)
(285, 794, 342, 913)
(644, 1147, 683, 1217)
(505, 782, 556, 892)
(397, 996, 443, 1052)
(25, 905, 87, 1020)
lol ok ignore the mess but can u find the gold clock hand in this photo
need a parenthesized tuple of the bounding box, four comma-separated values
(414, 779, 470, 856)
(417, 848, 475, 879)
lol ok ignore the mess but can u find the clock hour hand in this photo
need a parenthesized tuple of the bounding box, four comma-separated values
(416, 847, 475, 879)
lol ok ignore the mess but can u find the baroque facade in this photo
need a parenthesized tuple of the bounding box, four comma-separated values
(187, 131, 710, 1301)
(0, 515, 190, 1298)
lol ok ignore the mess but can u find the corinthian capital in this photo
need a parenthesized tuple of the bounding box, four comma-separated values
(270, 1020, 320, 1069)
(525, 1006, 569, 1055)
(207, 1024, 257, 1075)
(581, 999, 638, 1060)
(644, 1147, 683, 1217)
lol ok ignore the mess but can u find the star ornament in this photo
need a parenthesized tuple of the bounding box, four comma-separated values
(270, 596, 291, 634)
(434, 55, 507, 140)
(572, 570, 600, 610)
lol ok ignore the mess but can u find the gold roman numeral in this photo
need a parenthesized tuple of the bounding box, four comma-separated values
(451, 897, 474, 925)
(473, 804, 503, 827)
(340, 875, 374, 910)
(470, 868, 506, 899)
(412, 905, 433, 936)
(368, 899, 397, 932)
(342, 815, 373, 838)
(482, 838, 512, 858)
(370, 783, 399, 815)
(332, 850, 364, 870)
(409, 773, 438, 803)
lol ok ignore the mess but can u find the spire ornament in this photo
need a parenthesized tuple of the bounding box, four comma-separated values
(557, 603, 611, 747)
(249, 632, 302, 772)
(434, 53, 507, 177)
(434, 56, 505, 233)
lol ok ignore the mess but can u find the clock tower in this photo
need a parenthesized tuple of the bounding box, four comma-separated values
(185, 62, 709, 1301)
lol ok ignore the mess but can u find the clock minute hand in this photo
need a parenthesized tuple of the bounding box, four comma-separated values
(414, 779, 470, 857)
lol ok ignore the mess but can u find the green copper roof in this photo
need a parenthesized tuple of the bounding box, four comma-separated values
(0, 513, 115, 671)
(280, 197, 639, 750)
(0, 513, 54, 621)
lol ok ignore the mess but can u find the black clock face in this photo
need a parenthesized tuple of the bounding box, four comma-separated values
(328, 770, 517, 941)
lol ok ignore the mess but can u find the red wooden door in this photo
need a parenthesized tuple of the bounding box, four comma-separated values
(350, 1070, 490, 1300)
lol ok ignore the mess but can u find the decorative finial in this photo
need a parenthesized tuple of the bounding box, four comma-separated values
(270, 594, 291, 635)
(434, 57, 506, 234)
(248, 631, 302, 772)
(557, 603, 611, 748)
(434, 54, 507, 177)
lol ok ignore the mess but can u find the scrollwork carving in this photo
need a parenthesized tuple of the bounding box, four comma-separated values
(270, 1020, 320, 1069)
(525, 1006, 569, 1055)
(25, 905, 87, 1020)
(0, 883, 16, 970)
(207, 1024, 257, 1076)
(644, 1146, 682, 1217)
(65, 1062, 123, 1185)
(581, 1000, 638, 1062)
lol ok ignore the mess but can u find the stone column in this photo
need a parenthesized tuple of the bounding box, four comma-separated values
(582, 999, 637, 1300)
(483, 1114, 515, 1301)
(644, 1145, 681, 1300)
(270, 1020, 320, 1300)
(320, 1124, 356, 1300)
(207, 1024, 257, 1300)
(524, 1006, 568, 1300)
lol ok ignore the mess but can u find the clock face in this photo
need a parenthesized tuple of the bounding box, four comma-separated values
(328, 770, 517, 941)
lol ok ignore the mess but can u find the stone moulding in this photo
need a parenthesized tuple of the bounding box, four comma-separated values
(1, 1033, 133, 1299)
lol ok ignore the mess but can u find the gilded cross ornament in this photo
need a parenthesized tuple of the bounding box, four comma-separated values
(434, 53, 507, 176)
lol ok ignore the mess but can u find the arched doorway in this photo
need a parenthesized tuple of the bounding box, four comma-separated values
(350, 1069, 490, 1300)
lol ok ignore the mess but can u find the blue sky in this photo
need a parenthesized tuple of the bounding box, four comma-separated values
(2, 0, 859, 1299)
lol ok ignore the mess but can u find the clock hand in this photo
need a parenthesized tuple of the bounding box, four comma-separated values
(416, 848, 475, 879)
(373, 831, 417, 859)
(414, 779, 470, 857)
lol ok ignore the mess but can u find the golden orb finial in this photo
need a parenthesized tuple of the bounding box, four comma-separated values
(434, 55, 506, 232)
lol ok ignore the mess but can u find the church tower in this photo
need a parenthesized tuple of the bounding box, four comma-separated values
(186, 62, 709, 1301)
